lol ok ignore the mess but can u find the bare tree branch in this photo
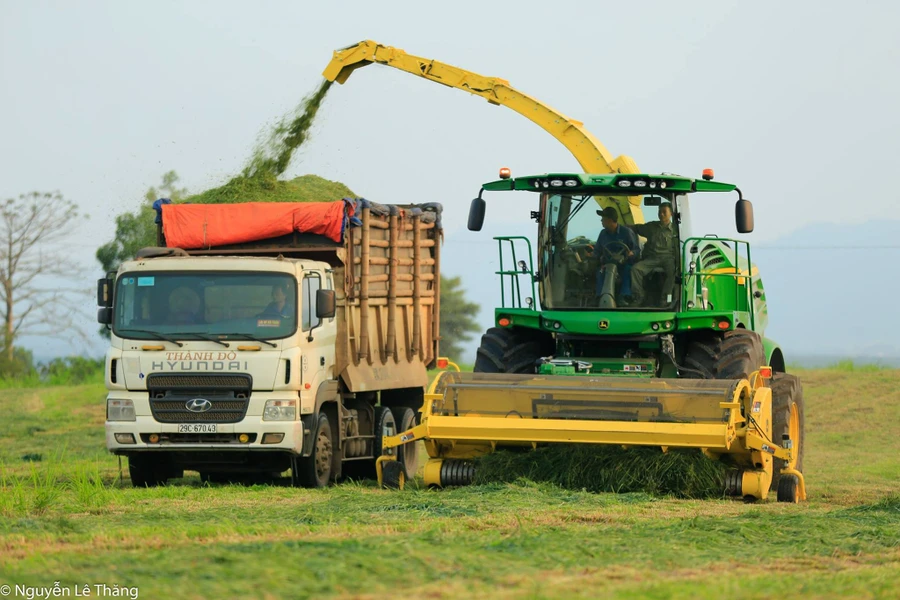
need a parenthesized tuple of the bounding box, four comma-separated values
(0, 191, 87, 365)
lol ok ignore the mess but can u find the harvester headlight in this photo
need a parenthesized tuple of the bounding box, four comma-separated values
(649, 181, 657, 189)
(651, 322, 660, 331)
(664, 321, 673, 329)
(263, 399, 296, 421)
(618, 180, 632, 188)
(660, 181, 667, 189)
(107, 399, 136, 421)
(553, 321, 561, 330)
(633, 180, 647, 188)
(550, 179, 563, 187)
(564, 179, 578, 187)
(542, 181, 550, 188)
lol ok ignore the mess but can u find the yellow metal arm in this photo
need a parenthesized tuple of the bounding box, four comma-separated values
(323, 40, 643, 218)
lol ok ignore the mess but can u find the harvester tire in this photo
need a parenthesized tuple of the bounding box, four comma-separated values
(294, 412, 333, 488)
(474, 327, 553, 374)
(777, 474, 800, 503)
(391, 407, 419, 481)
(682, 330, 765, 381)
(770, 373, 805, 483)
(381, 460, 405, 490)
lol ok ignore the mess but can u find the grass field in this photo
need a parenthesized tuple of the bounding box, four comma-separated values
(1, 368, 898, 599)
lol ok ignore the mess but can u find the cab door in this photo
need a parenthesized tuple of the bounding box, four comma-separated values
(300, 270, 337, 390)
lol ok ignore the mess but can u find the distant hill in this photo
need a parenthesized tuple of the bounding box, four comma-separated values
(753, 218, 900, 361)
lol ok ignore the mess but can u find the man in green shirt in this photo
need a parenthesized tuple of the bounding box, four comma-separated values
(630, 202, 678, 307)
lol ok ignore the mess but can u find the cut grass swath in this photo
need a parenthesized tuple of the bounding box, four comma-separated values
(473, 444, 730, 498)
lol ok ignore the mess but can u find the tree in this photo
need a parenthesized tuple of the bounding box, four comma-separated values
(0, 192, 84, 364)
(439, 275, 481, 361)
(96, 171, 188, 274)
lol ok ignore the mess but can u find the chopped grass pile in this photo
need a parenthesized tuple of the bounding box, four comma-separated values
(473, 444, 730, 499)
(184, 173, 355, 205)
(185, 79, 350, 204)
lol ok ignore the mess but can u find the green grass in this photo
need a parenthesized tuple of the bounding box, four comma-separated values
(475, 445, 730, 498)
(1, 367, 899, 598)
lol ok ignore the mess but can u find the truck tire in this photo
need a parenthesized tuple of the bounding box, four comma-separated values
(391, 406, 419, 480)
(770, 373, 805, 483)
(128, 455, 169, 488)
(682, 329, 766, 381)
(474, 327, 552, 374)
(372, 406, 397, 461)
(294, 412, 334, 488)
(343, 406, 397, 482)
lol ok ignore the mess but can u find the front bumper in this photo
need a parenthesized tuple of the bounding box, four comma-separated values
(106, 416, 304, 455)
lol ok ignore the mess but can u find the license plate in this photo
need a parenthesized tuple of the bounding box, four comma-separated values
(177, 424, 217, 433)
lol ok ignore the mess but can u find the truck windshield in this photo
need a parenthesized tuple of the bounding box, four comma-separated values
(113, 272, 298, 341)
(541, 193, 680, 310)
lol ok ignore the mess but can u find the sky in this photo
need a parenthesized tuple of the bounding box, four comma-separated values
(2, 0, 899, 362)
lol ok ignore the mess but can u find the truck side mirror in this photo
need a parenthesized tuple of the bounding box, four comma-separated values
(736, 199, 754, 233)
(467, 197, 486, 231)
(97, 307, 113, 325)
(316, 289, 336, 319)
(97, 278, 113, 307)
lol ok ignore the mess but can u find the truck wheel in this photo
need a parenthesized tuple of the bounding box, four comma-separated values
(770, 373, 805, 486)
(391, 407, 419, 480)
(474, 327, 553, 374)
(128, 455, 169, 488)
(372, 406, 397, 460)
(682, 329, 765, 381)
(294, 413, 333, 488)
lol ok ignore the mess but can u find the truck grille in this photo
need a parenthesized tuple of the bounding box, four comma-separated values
(147, 373, 252, 424)
(148, 375, 251, 390)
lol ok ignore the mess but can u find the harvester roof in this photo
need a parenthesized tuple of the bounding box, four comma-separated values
(482, 173, 737, 195)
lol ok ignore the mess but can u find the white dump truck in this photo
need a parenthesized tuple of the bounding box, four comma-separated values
(97, 199, 441, 487)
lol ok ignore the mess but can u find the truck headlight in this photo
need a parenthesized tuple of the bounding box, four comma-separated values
(107, 399, 136, 421)
(263, 399, 296, 421)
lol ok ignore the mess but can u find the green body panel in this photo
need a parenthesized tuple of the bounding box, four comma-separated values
(495, 308, 748, 337)
(482, 172, 785, 377)
(537, 357, 657, 378)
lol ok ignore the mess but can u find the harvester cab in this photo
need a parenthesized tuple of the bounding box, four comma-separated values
(467, 171, 764, 380)
(376, 169, 805, 503)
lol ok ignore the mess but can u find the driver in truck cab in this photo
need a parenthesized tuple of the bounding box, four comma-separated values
(630, 202, 678, 307)
(593, 206, 639, 301)
(259, 281, 294, 319)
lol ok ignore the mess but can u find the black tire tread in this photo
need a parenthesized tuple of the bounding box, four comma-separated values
(474, 327, 553, 374)
(128, 455, 169, 488)
(771, 373, 805, 478)
(382, 460, 404, 490)
(294, 412, 333, 488)
(390, 407, 418, 481)
(683, 330, 766, 381)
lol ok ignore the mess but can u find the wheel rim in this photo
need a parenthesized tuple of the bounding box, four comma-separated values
(315, 430, 332, 482)
(787, 402, 800, 469)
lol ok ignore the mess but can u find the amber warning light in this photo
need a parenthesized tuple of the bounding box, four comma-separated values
(759, 366, 773, 379)
(702, 168, 715, 181)
(436, 358, 450, 369)
(499, 167, 511, 179)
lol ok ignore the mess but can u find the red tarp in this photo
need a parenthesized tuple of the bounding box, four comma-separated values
(161, 201, 348, 248)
